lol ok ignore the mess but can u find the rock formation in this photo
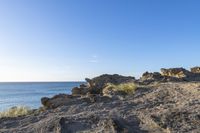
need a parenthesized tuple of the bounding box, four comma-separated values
(1, 82, 200, 133)
(160, 67, 192, 78)
(140, 72, 164, 83)
(71, 74, 135, 96)
(1, 67, 200, 133)
(191, 67, 200, 74)
(71, 86, 89, 96)
(86, 74, 135, 94)
(41, 94, 76, 109)
(140, 67, 200, 84)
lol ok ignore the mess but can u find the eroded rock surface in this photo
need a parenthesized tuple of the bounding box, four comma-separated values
(191, 67, 200, 74)
(2, 68, 200, 133)
(160, 67, 192, 78)
(71, 74, 135, 96)
(86, 74, 135, 94)
(139, 67, 200, 84)
(1, 82, 200, 133)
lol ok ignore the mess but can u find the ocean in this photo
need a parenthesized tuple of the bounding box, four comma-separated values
(0, 82, 83, 111)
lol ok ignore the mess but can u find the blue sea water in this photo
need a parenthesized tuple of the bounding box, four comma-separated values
(0, 82, 83, 111)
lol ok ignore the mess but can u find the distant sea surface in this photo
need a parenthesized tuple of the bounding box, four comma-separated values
(0, 82, 83, 111)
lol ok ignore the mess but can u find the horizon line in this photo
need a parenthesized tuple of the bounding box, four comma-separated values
(0, 81, 86, 83)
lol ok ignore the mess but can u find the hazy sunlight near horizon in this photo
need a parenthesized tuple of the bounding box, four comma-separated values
(0, 0, 200, 81)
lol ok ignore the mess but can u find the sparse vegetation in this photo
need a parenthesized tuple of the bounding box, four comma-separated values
(0, 106, 32, 118)
(103, 82, 137, 95)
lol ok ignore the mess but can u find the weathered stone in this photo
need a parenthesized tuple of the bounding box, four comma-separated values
(41, 94, 75, 109)
(140, 72, 164, 82)
(80, 83, 90, 88)
(41, 97, 51, 108)
(71, 86, 89, 96)
(2, 82, 200, 133)
(86, 74, 135, 94)
(160, 68, 192, 78)
(191, 67, 200, 74)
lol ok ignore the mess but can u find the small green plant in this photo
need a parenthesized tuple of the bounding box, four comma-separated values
(0, 106, 32, 118)
(103, 82, 137, 95)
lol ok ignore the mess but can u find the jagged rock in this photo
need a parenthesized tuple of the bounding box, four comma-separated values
(41, 94, 76, 109)
(139, 71, 184, 84)
(72, 85, 89, 96)
(41, 97, 51, 108)
(160, 67, 200, 82)
(41, 93, 112, 109)
(138, 67, 200, 83)
(86, 74, 135, 94)
(191, 67, 200, 74)
(4, 68, 200, 133)
(160, 68, 192, 78)
(2, 82, 200, 133)
(140, 72, 164, 82)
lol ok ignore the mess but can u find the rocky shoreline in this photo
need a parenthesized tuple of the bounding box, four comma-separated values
(1, 67, 200, 133)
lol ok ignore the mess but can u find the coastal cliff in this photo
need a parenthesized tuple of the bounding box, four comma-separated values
(1, 67, 200, 133)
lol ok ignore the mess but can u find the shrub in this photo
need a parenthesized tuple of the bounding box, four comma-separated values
(0, 106, 32, 118)
(103, 82, 137, 96)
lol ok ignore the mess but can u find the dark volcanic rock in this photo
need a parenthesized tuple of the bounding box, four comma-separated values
(86, 74, 135, 94)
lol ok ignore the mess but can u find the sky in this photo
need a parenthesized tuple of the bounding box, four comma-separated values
(0, 0, 200, 81)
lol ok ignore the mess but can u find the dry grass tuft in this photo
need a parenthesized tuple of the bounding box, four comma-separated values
(104, 82, 137, 95)
(0, 106, 32, 118)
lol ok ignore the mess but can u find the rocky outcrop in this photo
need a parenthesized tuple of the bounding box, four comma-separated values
(41, 94, 76, 109)
(2, 67, 200, 133)
(1, 82, 200, 133)
(71, 74, 135, 96)
(141, 72, 163, 80)
(71, 86, 89, 96)
(86, 74, 135, 94)
(191, 67, 200, 74)
(140, 72, 164, 83)
(41, 93, 113, 109)
(139, 67, 200, 84)
(40, 94, 93, 109)
(160, 67, 192, 78)
(159, 67, 200, 82)
(139, 71, 184, 84)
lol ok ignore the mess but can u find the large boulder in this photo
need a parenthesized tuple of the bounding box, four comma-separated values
(160, 68, 192, 78)
(41, 93, 112, 109)
(85, 74, 135, 94)
(41, 94, 77, 109)
(191, 67, 200, 74)
(72, 84, 90, 96)
(140, 72, 164, 82)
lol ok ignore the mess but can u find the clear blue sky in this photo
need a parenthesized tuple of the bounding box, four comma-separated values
(0, 0, 200, 81)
